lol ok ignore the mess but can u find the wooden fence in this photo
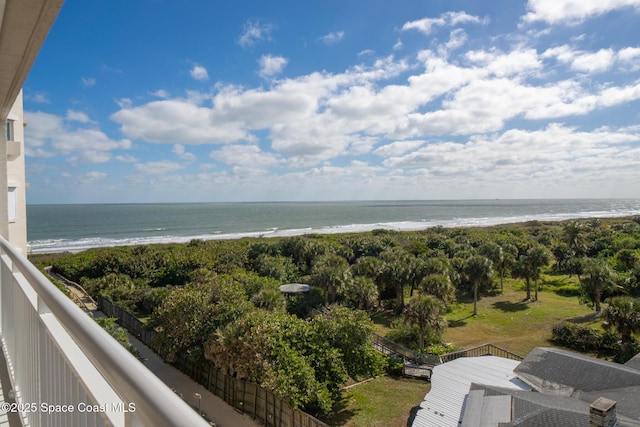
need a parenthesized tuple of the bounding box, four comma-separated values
(97, 297, 329, 427)
(439, 343, 523, 363)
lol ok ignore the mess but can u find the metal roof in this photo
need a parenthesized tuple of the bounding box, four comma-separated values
(411, 356, 530, 427)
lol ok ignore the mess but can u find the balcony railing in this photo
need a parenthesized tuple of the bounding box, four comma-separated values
(0, 236, 210, 427)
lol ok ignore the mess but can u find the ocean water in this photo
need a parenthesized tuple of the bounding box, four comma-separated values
(26, 199, 640, 254)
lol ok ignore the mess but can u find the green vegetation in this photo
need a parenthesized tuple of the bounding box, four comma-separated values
(31, 215, 640, 421)
(328, 376, 428, 427)
(93, 316, 143, 360)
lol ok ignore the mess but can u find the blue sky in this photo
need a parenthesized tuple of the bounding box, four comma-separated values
(23, 0, 640, 204)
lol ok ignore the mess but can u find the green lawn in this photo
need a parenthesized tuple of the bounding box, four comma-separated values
(342, 273, 598, 427)
(443, 273, 597, 357)
(327, 376, 429, 427)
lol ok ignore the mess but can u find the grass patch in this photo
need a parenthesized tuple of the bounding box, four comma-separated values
(443, 274, 594, 356)
(370, 310, 395, 336)
(327, 376, 429, 427)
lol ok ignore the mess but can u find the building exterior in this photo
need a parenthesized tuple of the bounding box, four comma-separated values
(5, 90, 28, 253)
(413, 347, 640, 427)
(0, 0, 63, 252)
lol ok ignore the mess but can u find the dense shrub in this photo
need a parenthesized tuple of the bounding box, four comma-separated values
(551, 321, 619, 355)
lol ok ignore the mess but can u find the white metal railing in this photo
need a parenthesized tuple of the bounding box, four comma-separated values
(0, 236, 210, 427)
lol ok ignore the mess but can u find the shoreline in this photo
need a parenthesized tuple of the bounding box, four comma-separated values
(28, 212, 639, 256)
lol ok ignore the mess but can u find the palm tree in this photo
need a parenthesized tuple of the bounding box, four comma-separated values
(463, 256, 493, 316)
(403, 295, 446, 352)
(563, 221, 586, 257)
(512, 245, 550, 301)
(603, 296, 640, 344)
(512, 257, 533, 300)
(381, 248, 413, 313)
(580, 259, 616, 313)
(499, 243, 518, 291)
(311, 254, 352, 305)
(527, 245, 551, 301)
(420, 274, 456, 306)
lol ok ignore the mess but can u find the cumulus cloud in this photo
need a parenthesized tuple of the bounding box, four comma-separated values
(26, 92, 51, 104)
(65, 110, 92, 123)
(173, 144, 196, 162)
(258, 55, 288, 79)
(522, 0, 640, 25)
(150, 89, 170, 98)
(619, 47, 640, 70)
(374, 140, 425, 157)
(237, 19, 275, 47)
(115, 154, 137, 162)
(210, 144, 281, 167)
(134, 160, 185, 175)
(382, 124, 640, 188)
(543, 46, 616, 74)
(103, 33, 640, 192)
(402, 11, 486, 35)
(190, 64, 209, 81)
(25, 111, 131, 163)
(319, 31, 345, 45)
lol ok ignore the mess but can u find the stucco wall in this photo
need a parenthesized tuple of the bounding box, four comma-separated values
(6, 90, 28, 253)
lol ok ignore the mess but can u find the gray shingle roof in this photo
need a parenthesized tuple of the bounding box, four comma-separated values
(467, 383, 590, 427)
(514, 347, 640, 395)
(415, 348, 640, 427)
(624, 353, 640, 371)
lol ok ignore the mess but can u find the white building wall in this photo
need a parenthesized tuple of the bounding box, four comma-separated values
(5, 90, 28, 253)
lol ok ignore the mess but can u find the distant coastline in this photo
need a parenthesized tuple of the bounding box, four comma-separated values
(27, 199, 640, 254)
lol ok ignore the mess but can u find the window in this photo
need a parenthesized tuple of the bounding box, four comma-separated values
(6, 120, 14, 141)
(8, 187, 17, 222)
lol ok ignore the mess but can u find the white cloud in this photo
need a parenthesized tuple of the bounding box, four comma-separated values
(374, 140, 425, 157)
(25, 111, 131, 163)
(173, 144, 196, 162)
(570, 49, 616, 73)
(115, 154, 137, 162)
(258, 55, 288, 79)
(69, 152, 112, 165)
(190, 64, 209, 81)
(109, 40, 640, 176)
(619, 47, 640, 70)
(150, 89, 170, 98)
(237, 19, 275, 47)
(65, 110, 91, 123)
(440, 29, 468, 54)
(26, 92, 51, 104)
(111, 98, 251, 144)
(134, 161, 185, 175)
(81, 77, 96, 87)
(382, 124, 640, 190)
(402, 11, 486, 35)
(522, 0, 640, 25)
(210, 144, 281, 167)
(319, 31, 345, 45)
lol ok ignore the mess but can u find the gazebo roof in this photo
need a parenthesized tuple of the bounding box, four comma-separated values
(279, 283, 311, 294)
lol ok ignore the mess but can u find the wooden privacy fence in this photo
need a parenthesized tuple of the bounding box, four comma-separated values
(97, 297, 329, 427)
